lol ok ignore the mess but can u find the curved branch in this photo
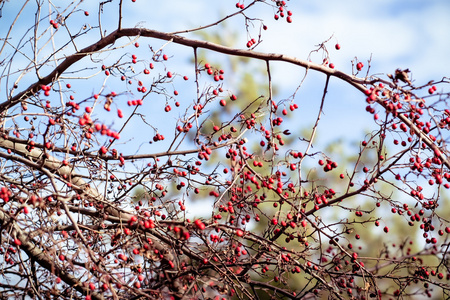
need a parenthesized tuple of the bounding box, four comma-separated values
(3, 27, 446, 170)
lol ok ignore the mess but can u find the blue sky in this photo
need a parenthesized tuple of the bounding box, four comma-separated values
(122, 0, 450, 81)
(122, 0, 450, 147)
(3, 0, 449, 86)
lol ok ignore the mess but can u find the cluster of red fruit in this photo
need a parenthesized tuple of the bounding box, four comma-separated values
(93, 123, 120, 140)
(318, 159, 338, 172)
(40, 84, 51, 96)
(356, 61, 364, 71)
(127, 99, 143, 106)
(194, 219, 206, 230)
(0, 186, 11, 203)
(49, 19, 59, 29)
(273, 1, 293, 23)
(176, 122, 193, 132)
(428, 85, 437, 94)
(246, 38, 257, 48)
(204, 63, 225, 82)
(152, 133, 164, 142)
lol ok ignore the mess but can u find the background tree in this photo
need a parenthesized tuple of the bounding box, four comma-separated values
(0, 1, 449, 299)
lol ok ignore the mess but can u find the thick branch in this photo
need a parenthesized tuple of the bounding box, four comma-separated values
(0, 136, 133, 220)
(0, 209, 104, 300)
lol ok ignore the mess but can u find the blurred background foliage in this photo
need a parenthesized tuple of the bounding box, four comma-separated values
(129, 21, 449, 300)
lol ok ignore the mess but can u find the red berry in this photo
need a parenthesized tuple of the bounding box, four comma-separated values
(356, 62, 364, 71)
(100, 146, 107, 155)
